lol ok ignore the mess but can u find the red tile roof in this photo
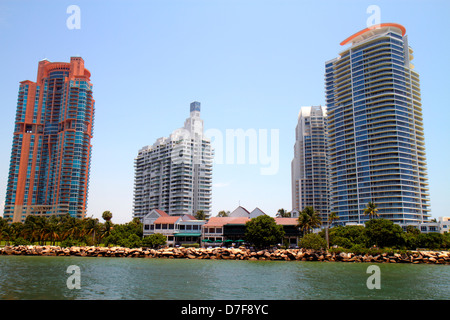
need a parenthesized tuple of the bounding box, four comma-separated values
(154, 209, 169, 217)
(154, 216, 181, 224)
(204, 217, 250, 227)
(274, 218, 299, 226)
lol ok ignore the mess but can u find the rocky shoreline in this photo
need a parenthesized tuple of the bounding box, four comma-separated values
(1, 245, 449, 264)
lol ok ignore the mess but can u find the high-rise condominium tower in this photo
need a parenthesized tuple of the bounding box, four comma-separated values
(133, 102, 213, 219)
(291, 106, 329, 221)
(325, 23, 430, 224)
(4, 57, 95, 222)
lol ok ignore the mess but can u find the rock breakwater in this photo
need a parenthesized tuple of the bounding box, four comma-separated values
(1, 245, 449, 264)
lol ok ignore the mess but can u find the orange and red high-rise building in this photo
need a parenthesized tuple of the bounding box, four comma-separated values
(3, 57, 95, 222)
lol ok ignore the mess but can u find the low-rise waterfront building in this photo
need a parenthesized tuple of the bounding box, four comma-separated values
(142, 208, 205, 246)
(399, 217, 450, 234)
(142, 206, 302, 247)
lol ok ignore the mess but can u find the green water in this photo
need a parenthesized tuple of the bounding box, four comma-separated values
(0, 255, 448, 300)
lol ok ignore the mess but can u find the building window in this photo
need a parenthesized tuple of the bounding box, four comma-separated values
(144, 224, 149, 230)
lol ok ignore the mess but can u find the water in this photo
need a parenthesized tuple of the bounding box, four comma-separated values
(0, 255, 448, 300)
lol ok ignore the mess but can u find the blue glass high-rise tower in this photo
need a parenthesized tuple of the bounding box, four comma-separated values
(325, 23, 430, 225)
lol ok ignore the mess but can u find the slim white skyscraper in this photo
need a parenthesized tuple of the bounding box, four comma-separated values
(291, 106, 329, 221)
(133, 102, 213, 219)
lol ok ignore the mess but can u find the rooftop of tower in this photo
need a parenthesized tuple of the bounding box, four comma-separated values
(340, 23, 406, 46)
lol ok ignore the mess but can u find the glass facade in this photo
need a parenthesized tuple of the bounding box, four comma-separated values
(325, 25, 430, 224)
(4, 57, 94, 222)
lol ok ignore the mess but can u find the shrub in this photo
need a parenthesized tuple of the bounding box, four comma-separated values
(299, 233, 327, 250)
(349, 244, 367, 255)
(331, 236, 353, 249)
(182, 243, 200, 248)
(416, 233, 445, 250)
(142, 233, 167, 248)
(12, 237, 31, 246)
(61, 238, 84, 248)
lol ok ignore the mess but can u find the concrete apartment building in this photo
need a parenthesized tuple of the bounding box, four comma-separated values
(133, 102, 213, 219)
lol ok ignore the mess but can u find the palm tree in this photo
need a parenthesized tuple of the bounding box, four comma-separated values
(61, 214, 80, 243)
(0, 217, 7, 245)
(217, 210, 229, 217)
(83, 217, 100, 245)
(325, 212, 339, 249)
(23, 215, 39, 244)
(195, 210, 206, 220)
(364, 201, 379, 220)
(2, 224, 15, 246)
(46, 216, 61, 245)
(297, 206, 322, 235)
(102, 211, 113, 223)
(276, 208, 291, 218)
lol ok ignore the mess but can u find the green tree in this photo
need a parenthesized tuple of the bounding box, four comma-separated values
(23, 215, 40, 243)
(102, 211, 113, 222)
(1, 224, 15, 245)
(324, 212, 339, 248)
(195, 210, 206, 220)
(60, 214, 81, 242)
(142, 233, 167, 248)
(46, 216, 61, 245)
(103, 218, 143, 248)
(365, 218, 404, 248)
(297, 207, 322, 235)
(217, 210, 229, 217)
(82, 217, 101, 246)
(364, 201, 379, 220)
(245, 215, 285, 249)
(416, 233, 445, 250)
(276, 208, 291, 218)
(0, 217, 7, 244)
(326, 225, 368, 248)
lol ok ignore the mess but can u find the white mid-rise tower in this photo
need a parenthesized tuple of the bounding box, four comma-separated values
(291, 106, 329, 221)
(133, 102, 213, 219)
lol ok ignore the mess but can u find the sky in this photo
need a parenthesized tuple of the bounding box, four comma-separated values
(0, 0, 449, 223)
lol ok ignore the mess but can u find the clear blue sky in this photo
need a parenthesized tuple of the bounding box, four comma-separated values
(0, 0, 448, 223)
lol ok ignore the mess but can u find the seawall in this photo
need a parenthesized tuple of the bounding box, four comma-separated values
(1, 245, 449, 264)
